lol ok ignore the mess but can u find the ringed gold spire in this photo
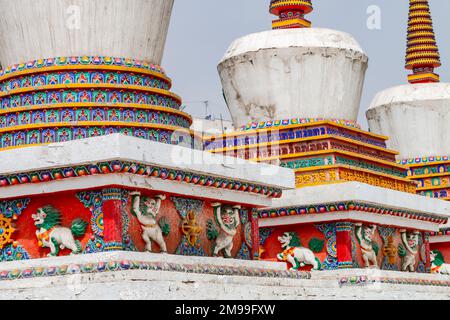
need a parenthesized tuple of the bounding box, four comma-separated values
(269, 0, 313, 29)
(405, 0, 441, 84)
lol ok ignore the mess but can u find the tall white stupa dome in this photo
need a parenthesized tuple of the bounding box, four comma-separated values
(218, 0, 368, 129)
(0, 0, 174, 66)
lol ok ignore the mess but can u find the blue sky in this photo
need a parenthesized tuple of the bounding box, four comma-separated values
(163, 0, 450, 129)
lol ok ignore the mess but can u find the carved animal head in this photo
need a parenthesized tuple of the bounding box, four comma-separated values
(32, 206, 62, 229)
(278, 232, 301, 249)
(363, 226, 375, 242)
(141, 197, 158, 216)
(221, 205, 237, 226)
(431, 250, 444, 266)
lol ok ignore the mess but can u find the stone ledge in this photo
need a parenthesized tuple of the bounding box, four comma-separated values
(0, 251, 306, 282)
(1, 252, 450, 299)
(0, 134, 294, 191)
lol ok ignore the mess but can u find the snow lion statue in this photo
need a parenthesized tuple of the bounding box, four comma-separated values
(277, 232, 320, 271)
(32, 205, 88, 256)
(431, 250, 450, 275)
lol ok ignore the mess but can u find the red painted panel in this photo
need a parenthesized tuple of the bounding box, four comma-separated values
(260, 224, 326, 270)
(103, 199, 122, 244)
(13, 191, 92, 259)
(336, 229, 352, 263)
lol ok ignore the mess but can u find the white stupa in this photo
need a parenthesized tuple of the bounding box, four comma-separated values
(367, 0, 449, 160)
(218, 0, 368, 128)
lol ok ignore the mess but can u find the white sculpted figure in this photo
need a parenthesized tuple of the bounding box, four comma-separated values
(32, 206, 88, 257)
(277, 232, 319, 270)
(400, 229, 419, 272)
(355, 223, 379, 268)
(211, 202, 241, 258)
(430, 250, 450, 275)
(130, 191, 167, 253)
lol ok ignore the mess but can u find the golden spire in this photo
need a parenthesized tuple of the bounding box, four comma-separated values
(269, 0, 313, 29)
(405, 0, 441, 84)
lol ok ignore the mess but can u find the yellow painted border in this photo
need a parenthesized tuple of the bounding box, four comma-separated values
(210, 134, 399, 156)
(404, 160, 450, 168)
(416, 185, 450, 192)
(408, 172, 450, 179)
(251, 148, 408, 170)
(295, 180, 348, 189)
(203, 120, 390, 141)
(0, 121, 202, 138)
(272, 18, 311, 28)
(294, 164, 415, 183)
(0, 102, 192, 122)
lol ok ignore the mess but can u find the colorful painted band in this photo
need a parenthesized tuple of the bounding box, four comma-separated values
(1, 106, 192, 130)
(0, 123, 201, 150)
(205, 122, 388, 150)
(239, 118, 361, 131)
(0, 259, 310, 281)
(339, 276, 450, 287)
(399, 156, 450, 166)
(295, 167, 417, 193)
(0, 84, 181, 110)
(0, 160, 283, 198)
(259, 201, 447, 224)
(0, 56, 166, 79)
(0, 69, 171, 93)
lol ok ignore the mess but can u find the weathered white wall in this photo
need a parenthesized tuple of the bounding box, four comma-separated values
(367, 83, 450, 159)
(0, 0, 174, 67)
(191, 118, 235, 135)
(218, 28, 368, 128)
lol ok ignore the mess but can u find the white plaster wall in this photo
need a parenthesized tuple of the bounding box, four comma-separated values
(191, 118, 236, 136)
(218, 28, 368, 128)
(367, 83, 450, 159)
(5, 270, 450, 300)
(0, 0, 174, 67)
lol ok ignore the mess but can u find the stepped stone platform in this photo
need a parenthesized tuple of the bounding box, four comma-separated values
(0, 252, 450, 300)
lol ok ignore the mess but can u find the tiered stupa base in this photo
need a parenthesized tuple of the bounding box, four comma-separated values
(205, 120, 417, 193)
(0, 134, 294, 263)
(204, 119, 449, 273)
(0, 57, 199, 150)
(2, 251, 450, 300)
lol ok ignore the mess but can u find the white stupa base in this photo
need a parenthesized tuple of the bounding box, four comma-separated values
(1, 251, 450, 300)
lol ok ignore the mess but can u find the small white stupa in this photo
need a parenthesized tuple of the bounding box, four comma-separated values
(367, 0, 449, 160)
(218, 0, 368, 128)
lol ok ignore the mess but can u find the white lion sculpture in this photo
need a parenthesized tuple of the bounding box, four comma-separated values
(32, 206, 88, 256)
(277, 232, 320, 271)
(431, 250, 450, 275)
